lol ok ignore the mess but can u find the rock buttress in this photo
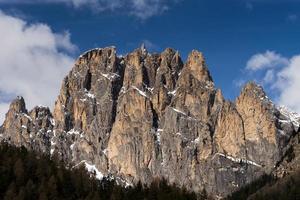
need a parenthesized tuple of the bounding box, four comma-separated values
(1, 46, 299, 199)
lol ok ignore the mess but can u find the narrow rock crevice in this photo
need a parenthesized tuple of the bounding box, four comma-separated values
(110, 59, 126, 127)
(150, 102, 159, 130)
(84, 70, 92, 91)
(1, 46, 299, 199)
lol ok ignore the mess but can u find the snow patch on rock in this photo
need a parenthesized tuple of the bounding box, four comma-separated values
(213, 153, 262, 168)
(84, 161, 104, 180)
(67, 129, 81, 135)
(75, 160, 104, 180)
(171, 107, 186, 116)
(23, 114, 32, 121)
(132, 86, 148, 98)
(168, 89, 177, 96)
(278, 106, 300, 130)
(101, 73, 120, 81)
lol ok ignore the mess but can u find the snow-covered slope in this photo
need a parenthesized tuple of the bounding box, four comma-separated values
(278, 106, 300, 131)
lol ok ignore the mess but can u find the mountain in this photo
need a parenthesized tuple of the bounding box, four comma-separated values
(0, 143, 198, 200)
(0, 46, 299, 199)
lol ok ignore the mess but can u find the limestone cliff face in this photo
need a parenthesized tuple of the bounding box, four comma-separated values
(235, 83, 280, 171)
(0, 97, 54, 154)
(1, 46, 299, 198)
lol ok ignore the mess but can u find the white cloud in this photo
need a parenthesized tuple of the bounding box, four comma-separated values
(0, 0, 177, 19)
(69, 0, 122, 11)
(244, 51, 300, 113)
(142, 39, 159, 51)
(0, 10, 76, 123)
(130, 0, 169, 20)
(246, 50, 289, 71)
(0, 0, 116, 9)
(263, 69, 275, 84)
(0, 103, 10, 124)
(274, 56, 300, 112)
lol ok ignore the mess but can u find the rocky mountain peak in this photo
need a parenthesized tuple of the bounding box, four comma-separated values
(184, 49, 213, 83)
(239, 82, 269, 101)
(2, 96, 28, 131)
(1, 96, 53, 154)
(8, 96, 27, 114)
(1, 46, 300, 199)
(140, 43, 148, 55)
(77, 46, 116, 64)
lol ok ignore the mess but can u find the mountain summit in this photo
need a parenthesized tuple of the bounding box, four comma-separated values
(1, 46, 299, 198)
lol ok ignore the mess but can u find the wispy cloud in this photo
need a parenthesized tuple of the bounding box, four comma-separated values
(0, 10, 76, 123)
(245, 2, 253, 11)
(263, 69, 275, 84)
(241, 51, 300, 113)
(0, 0, 179, 19)
(142, 39, 159, 51)
(246, 50, 289, 71)
(287, 14, 298, 22)
(130, 0, 170, 20)
(274, 56, 300, 111)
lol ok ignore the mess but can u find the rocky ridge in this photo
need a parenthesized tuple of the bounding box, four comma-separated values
(1, 46, 299, 198)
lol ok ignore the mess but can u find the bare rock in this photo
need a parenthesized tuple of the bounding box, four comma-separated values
(0, 97, 53, 154)
(1, 46, 299, 199)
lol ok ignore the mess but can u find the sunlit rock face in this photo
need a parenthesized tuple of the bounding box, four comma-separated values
(1, 46, 299, 198)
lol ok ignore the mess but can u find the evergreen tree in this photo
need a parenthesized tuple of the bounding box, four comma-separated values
(0, 142, 200, 200)
(14, 158, 25, 186)
(4, 182, 17, 200)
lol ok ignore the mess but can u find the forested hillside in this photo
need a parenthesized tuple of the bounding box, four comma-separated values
(0, 142, 199, 200)
(227, 170, 300, 200)
(1, 139, 300, 200)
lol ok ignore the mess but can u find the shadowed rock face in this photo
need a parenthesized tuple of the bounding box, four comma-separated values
(1, 97, 54, 154)
(1, 46, 299, 198)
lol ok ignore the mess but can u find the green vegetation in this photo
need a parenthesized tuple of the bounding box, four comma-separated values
(1, 142, 299, 200)
(248, 170, 300, 200)
(0, 143, 198, 200)
(227, 171, 300, 200)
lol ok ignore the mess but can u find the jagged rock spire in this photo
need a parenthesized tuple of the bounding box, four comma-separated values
(239, 81, 268, 100)
(140, 43, 146, 51)
(185, 50, 213, 82)
(9, 96, 27, 113)
(138, 42, 147, 55)
(1, 46, 299, 199)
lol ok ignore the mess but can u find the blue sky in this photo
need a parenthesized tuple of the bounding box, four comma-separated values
(0, 0, 300, 122)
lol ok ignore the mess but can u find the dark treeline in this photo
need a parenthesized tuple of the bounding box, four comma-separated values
(2, 142, 299, 200)
(0, 143, 202, 200)
(227, 170, 300, 200)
